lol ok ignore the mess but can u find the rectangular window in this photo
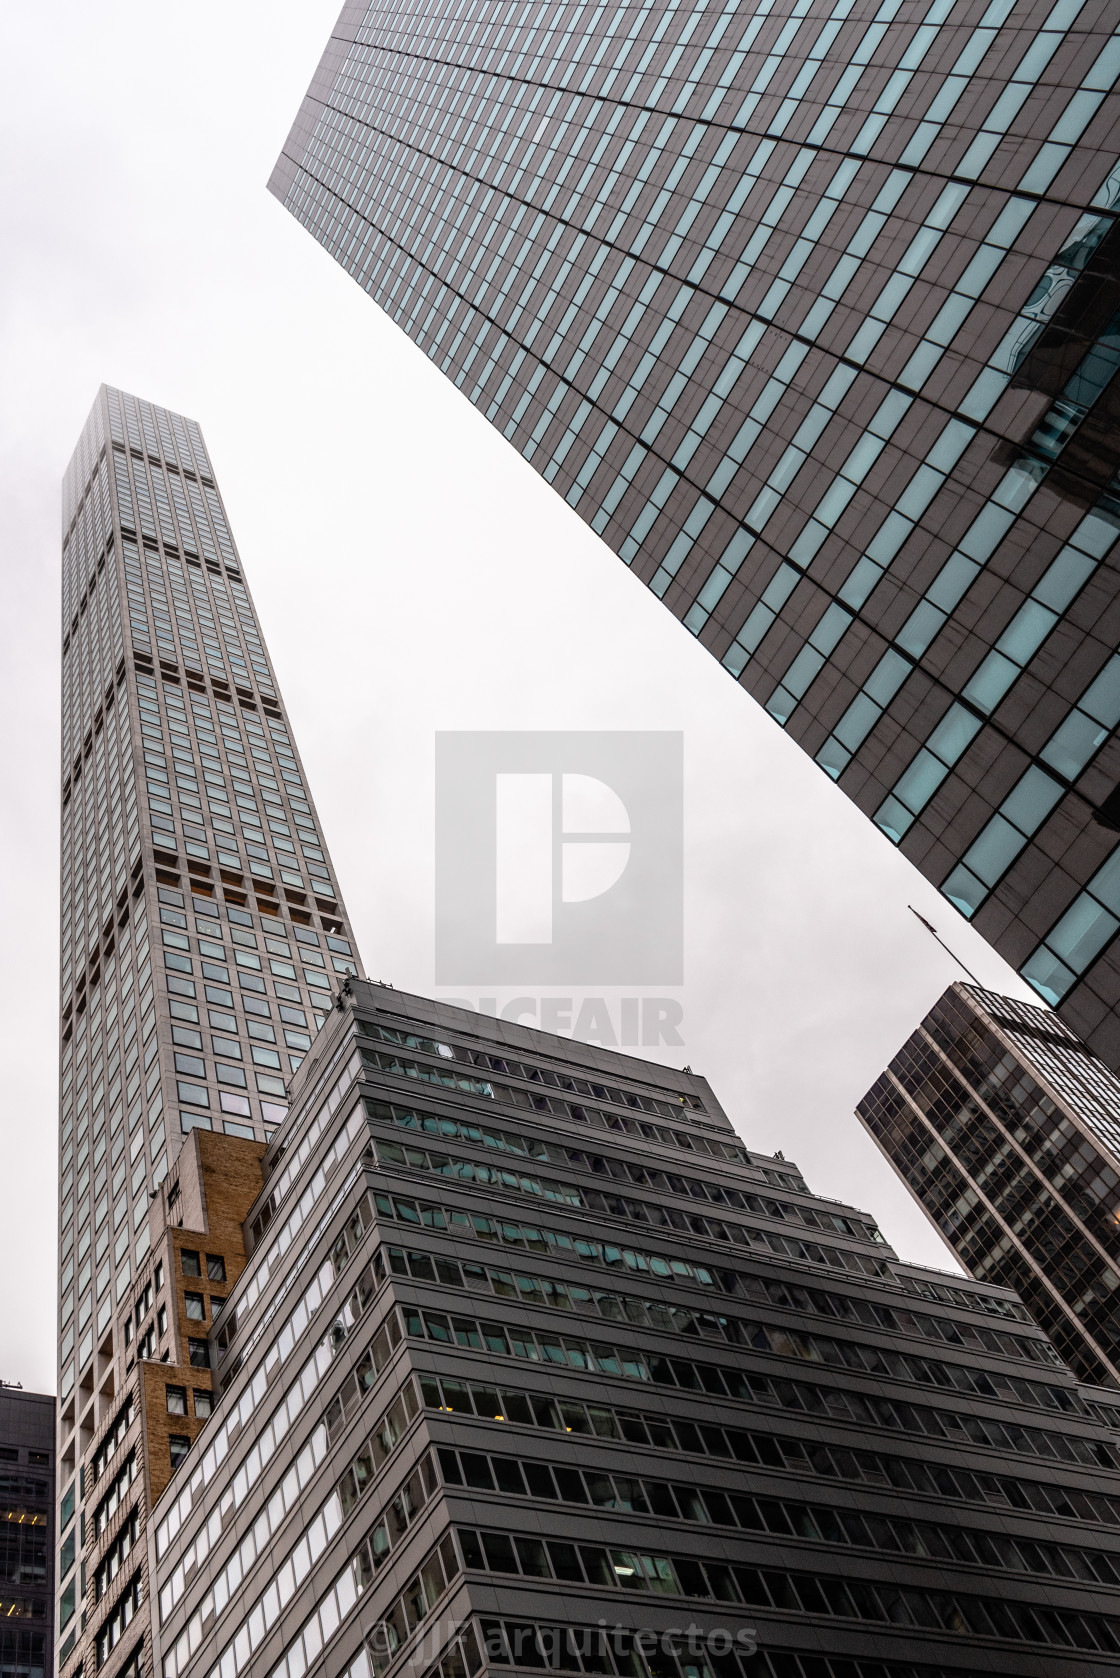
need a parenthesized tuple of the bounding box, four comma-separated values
(193, 1389, 213, 1419)
(189, 1339, 210, 1368)
(168, 1436, 190, 1469)
(184, 1293, 205, 1322)
(206, 1254, 226, 1282)
(180, 1249, 201, 1277)
(165, 1386, 187, 1416)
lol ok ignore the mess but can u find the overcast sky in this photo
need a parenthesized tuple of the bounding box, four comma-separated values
(0, 1, 1044, 1393)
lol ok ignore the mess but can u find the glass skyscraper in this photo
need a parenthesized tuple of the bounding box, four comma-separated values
(859, 981, 1120, 1389)
(272, 0, 1120, 1067)
(57, 388, 362, 1663)
(0, 1385, 54, 1678)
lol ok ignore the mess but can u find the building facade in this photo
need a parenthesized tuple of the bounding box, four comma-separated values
(858, 981, 1120, 1390)
(0, 1385, 55, 1678)
(273, 0, 1120, 1066)
(144, 980, 1120, 1678)
(59, 1131, 265, 1678)
(57, 389, 364, 1670)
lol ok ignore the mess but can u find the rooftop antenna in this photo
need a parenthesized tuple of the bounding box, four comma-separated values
(908, 906, 981, 986)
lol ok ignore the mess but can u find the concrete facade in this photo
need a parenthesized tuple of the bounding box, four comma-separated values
(273, 0, 1120, 1067)
(57, 389, 363, 1670)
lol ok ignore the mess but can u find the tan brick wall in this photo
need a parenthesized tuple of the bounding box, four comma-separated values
(138, 1360, 212, 1509)
(63, 1132, 266, 1678)
(195, 1129, 266, 1260)
(162, 1133, 263, 1385)
(153, 1128, 264, 1263)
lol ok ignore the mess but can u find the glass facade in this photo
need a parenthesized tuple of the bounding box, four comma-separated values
(145, 980, 1120, 1678)
(274, 0, 1120, 1067)
(0, 1388, 54, 1678)
(57, 388, 363, 1666)
(859, 980, 1120, 1388)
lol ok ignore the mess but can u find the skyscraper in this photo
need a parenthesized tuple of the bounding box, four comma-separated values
(272, 0, 1120, 1067)
(0, 1385, 55, 1678)
(57, 388, 363, 1666)
(148, 981, 1120, 1678)
(858, 981, 1120, 1389)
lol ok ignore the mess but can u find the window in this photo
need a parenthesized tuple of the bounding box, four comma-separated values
(210, 1296, 226, 1319)
(206, 1254, 226, 1282)
(193, 1390, 213, 1419)
(181, 1250, 201, 1277)
(168, 1436, 190, 1469)
(184, 1293, 205, 1322)
(166, 1386, 187, 1416)
(189, 1339, 210, 1368)
(157, 1306, 167, 1337)
(155, 1261, 164, 1291)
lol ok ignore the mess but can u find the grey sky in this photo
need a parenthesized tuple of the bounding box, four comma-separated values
(0, 1, 1042, 1392)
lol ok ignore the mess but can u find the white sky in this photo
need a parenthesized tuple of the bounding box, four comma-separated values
(0, 1, 1042, 1393)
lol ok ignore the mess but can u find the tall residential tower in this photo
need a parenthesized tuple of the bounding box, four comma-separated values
(57, 388, 362, 1667)
(272, 0, 1120, 1067)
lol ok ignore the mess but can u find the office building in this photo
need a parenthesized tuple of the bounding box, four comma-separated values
(57, 388, 364, 1670)
(146, 980, 1120, 1678)
(273, 0, 1120, 1067)
(859, 981, 1120, 1390)
(0, 1385, 55, 1678)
